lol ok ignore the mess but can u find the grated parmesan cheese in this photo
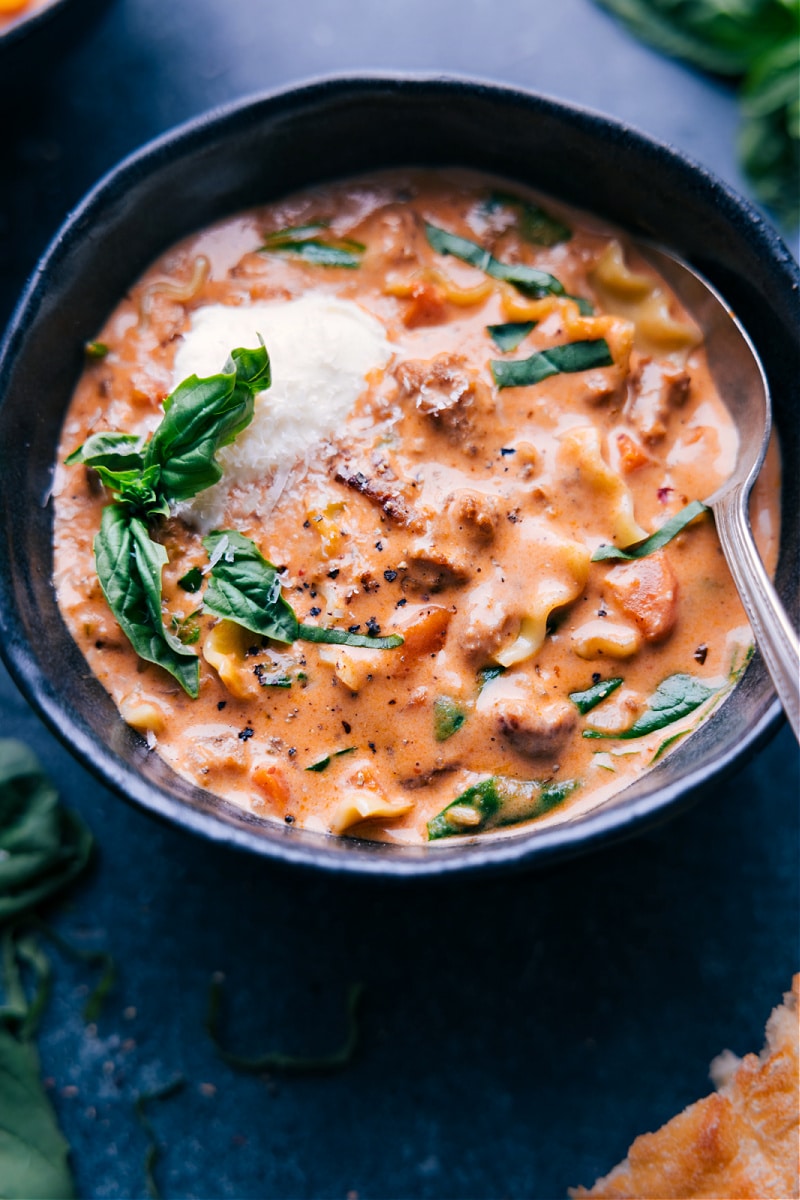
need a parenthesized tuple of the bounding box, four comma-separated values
(171, 295, 392, 528)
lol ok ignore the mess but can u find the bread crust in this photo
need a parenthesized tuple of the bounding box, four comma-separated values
(571, 976, 799, 1199)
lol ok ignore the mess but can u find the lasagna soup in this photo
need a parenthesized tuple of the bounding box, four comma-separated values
(53, 171, 780, 843)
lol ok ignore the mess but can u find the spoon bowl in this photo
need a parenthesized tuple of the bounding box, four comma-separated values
(643, 246, 799, 739)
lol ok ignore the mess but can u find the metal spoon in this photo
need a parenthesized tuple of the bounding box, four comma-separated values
(641, 245, 799, 740)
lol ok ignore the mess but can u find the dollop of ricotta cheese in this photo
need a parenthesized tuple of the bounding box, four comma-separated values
(172, 295, 391, 527)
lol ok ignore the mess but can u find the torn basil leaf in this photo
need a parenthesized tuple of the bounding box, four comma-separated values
(84, 340, 109, 360)
(477, 664, 506, 689)
(305, 747, 356, 773)
(487, 321, 535, 352)
(65, 431, 144, 473)
(491, 338, 613, 389)
(569, 677, 623, 714)
(425, 222, 567, 298)
(427, 775, 580, 839)
(583, 673, 718, 740)
(487, 191, 572, 246)
(591, 500, 709, 561)
(433, 696, 468, 742)
(0, 742, 93, 926)
(204, 531, 403, 651)
(95, 508, 200, 697)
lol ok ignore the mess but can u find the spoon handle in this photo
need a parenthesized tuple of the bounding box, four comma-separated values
(713, 489, 799, 740)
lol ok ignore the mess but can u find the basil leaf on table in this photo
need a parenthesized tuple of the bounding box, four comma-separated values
(0, 742, 92, 925)
(487, 321, 536, 352)
(583, 673, 718, 739)
(95, 508, 200, 697)
(145, 342, 270, 501)
(491, 339, 613, 388)
(204, 530, 403, 650)
(0, 1023, 74, 1200)
(591, 500, 709, 561)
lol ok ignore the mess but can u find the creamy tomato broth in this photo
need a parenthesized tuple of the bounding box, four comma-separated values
(53, 170, 780, 844)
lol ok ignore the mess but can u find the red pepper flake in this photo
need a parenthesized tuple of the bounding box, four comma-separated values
(658, 486, 673, 503)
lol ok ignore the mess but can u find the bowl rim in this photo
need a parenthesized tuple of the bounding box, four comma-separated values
(0, 70, 793, 878)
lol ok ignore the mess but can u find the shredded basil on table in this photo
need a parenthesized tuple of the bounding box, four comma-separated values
(487, 321, 536, 352)
(591, 500, 709, 561)
(203, 531, 403, 651)
(491, 338, 613, 389)
(583, 673, 718, 739)
(206, 975, 364, 1074)
(570, 677, 624, 714)
(261, 221, 365, 268)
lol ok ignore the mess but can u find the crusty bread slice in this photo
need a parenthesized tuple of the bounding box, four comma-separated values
(571, 976, 799, 1199)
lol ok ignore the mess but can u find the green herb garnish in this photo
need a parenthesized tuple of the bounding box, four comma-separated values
(486, 190, 572, 246)
(591, 500, 709, 561)
(583, 673, 718, 739)
(67, 343, 271, 696)
(306, 747, 357, 773)
(262, 221, 365, 268)
(427, 775, 580, 839)
(570, 677, 624, 714)
(84, 340, 109, 359)
(433, 696, 468, 742)
(487, 321, 536, 352)
(203, 531, 403, 651)
(491, 338, 613, 389)
(477, 664, 506, 689)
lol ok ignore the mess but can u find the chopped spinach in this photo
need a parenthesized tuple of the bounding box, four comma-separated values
(491, 338, 613, 389)
(570, 676, 624, 714)
(433, 696, 468, 742)
(583, 673, 718, 739)
(591, 500, 709, 561)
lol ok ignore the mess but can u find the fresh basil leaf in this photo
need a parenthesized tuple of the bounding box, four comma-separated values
(95, 508, 200, 697)
(487, 191, 572, 246)
(305, 747, 357, 773)
(145, 342, 269, 502)
(487, 321, 536, 352)
(65, 431, 145, 471)
(84, 340, 109, 360)
(296, 623, 403, 650)
(583, 672, 718, 739)
(570, 677, 624, 714)
(433, 696, 468, 741)
(178, 567, 203, 593)
(425, 222, 566, 297)
(0, 1025, 74, 1199)
(491, 338, 613, 388)
(203, 530, 299, 643)
(568, 294, 596, 316)
(206, 975, 363, 1073)
(262, 222, 330, 244)
(591, 500, 709, 561)
(427, 778, 503, 840)
(0, 742, 93, 926)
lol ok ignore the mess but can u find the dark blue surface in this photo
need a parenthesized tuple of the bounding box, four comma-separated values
(0, 2, 797, 1196)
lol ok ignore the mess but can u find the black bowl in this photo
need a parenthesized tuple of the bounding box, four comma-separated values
(0, 74, 797, 877)
(0, 0, 109, 101)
